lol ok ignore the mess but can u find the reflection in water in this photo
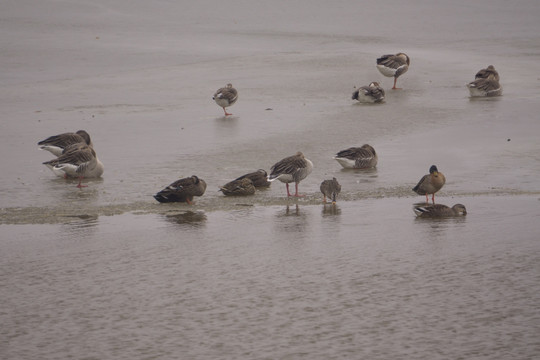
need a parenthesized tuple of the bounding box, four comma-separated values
(322, 203, 341, 217)
(165, 210, 207, 227)
(273, 203, 308, 236)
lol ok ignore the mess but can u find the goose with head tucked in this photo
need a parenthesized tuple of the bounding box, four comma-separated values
(234, 169, 271, 188)
(154, 175, 207, 204)
(376, 53, 410, 90)
(467, 73, 502, 97)
(352, 82, 385, 103)
(38, 130, 93, 157)
(42, 143, 104, 188)
(412, 165, 446, 204)
(219, 177, 256, 196)
(213, 83, 238, 116)
(334, 144, 378, 169)
(268, 152, 313, 197)
(413, 203, 467, 217)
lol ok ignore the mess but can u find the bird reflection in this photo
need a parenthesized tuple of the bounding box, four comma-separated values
(322, 203, 341, 216)
(165, 211, 207, 226)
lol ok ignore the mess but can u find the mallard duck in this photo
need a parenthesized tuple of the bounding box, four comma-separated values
(154, 175, 207, 204)
(38, 130, 93, 157)
(475, 65, 500, 81)
(213, 83, 238, 116)
(320, 177, 341, 204)
(234, 169, 271, 188)
(413, 203, 467, 217)
(42, 144, 104, 187)
(268, 151, 313, 197)
(219, 177, 256, 196)
(352, 82, 385, 103)
(334, 144, 378, 169)
(412, 165, 446, 203)
(376, 53, 410, 89)
(467, 73, 502, 97)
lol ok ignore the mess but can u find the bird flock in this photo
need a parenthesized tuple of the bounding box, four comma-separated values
(37, 53, 496, 217)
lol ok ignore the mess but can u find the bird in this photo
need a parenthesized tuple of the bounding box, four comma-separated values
(334, 144, 378, 169)
(376, 53, 410, 89)
(219, 178, 256, 196)
(213, 83, 238, 116)
(467, 73, 502, 97)
(38, 130, 93, 157)
(234, 169, 271, 188)
(412, 165, 446, 204)
(42, 144, 104, 188)
(268, 152, 313, 197)
(413, 203, 467, 217)
(475, 65, 500, 81)
(320, 177, 341, 204)
(154, 175, 207, 204)
(352, 82, 385, 103)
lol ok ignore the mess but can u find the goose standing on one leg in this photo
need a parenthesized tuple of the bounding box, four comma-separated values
(268, 152, 313, 197)
(42, 144, 104, 188)
(412, 165, 446, 204)
(376, 53, 410, 90)
(213, 83, 238, 116)
(38, 130, 93, 157)
(320, 177, 341, 204)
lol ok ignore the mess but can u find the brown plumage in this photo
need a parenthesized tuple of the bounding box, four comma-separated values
(334, 144, 378, 169)
(413, 165, 446, 203)
(320, 177, 341, 204)
(219, 178, 256, 196)
(475, 65, 500, 81)
(213, 83, 238, 116)
(352, 82, 385, 103)
(376, 53, 410, 89)
(467, 73, 502, 97)
(234, 169, 271, 188)
(38, 130, 93, 157)
(42, 144, 104, 188)
(154, 175, 207, 204)
(414, 203, 467, 217)
(268, 151, 314, 197)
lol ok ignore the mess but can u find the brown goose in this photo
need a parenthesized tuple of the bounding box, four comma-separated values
(352, 82, 385, 103)
(320, 177, 341, 204)
(413, 203, 467, 217)
(334, 144, 378, 169)
(475, 65, 500, 81)
(213, 83, 238, 116)
(38, 130, 93, 157)
(412, 165, 446, 204)
(42, 144, 104, 188)
(376, 53, 410, 90)
(268, 152, 313, 197)
(219, 178, 256, 196)
(467, 73, 502, 97)
(154, 175, 207, 204)
(234, 169, 271, 188)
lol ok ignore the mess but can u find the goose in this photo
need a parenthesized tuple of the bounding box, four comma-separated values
(414, 203, 467, 217)
(268, 152, 313, 197)
(154, 175, 207, 204)
(467, 73, 502, 97)
(412, 165, 446, 204)
(320, 177, 341, 204)
(38, 130, 92, 156)
(334, 144, 378, 169)
(219, 178, 256, 196)
(376, 53, 410, 89)
(475, 65, 500, 81)
(234, 169, 271, 188)
(352, 82, 385, 103)
(213, 83, 238, 116)
(42, 144, 104, 188)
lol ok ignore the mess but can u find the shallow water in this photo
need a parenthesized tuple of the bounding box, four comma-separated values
(1, 0, 540, 359)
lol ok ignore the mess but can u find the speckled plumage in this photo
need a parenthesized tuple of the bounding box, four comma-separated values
(219, 178, 256, 196)
(320, 177, 341, 204)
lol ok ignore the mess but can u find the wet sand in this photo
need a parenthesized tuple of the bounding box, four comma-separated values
(1, 0, 540, 359)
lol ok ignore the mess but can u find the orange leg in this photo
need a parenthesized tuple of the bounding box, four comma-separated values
(76, 176, 87, 188)
(223, 107, 232, 116)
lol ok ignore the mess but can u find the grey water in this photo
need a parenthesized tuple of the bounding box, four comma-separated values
(1, 0, 540, 359)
